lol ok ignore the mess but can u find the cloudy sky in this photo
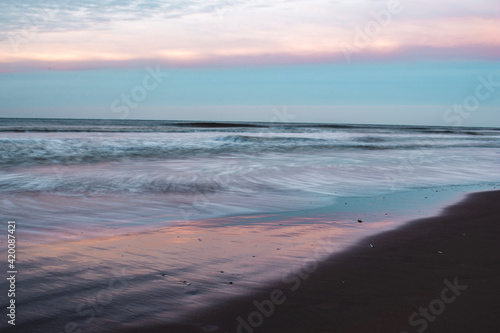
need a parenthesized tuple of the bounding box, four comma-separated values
(0, 0, 499, 126)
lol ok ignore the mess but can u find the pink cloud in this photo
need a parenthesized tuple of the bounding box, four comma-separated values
(1, 43, 499, 74)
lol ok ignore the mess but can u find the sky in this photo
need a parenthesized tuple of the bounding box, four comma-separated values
(0, 0, 499, 126)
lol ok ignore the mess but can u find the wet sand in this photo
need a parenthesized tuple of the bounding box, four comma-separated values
(5, 198, 400, 333)
(5, 189, 500, 333)
(132, 189, 500, 333)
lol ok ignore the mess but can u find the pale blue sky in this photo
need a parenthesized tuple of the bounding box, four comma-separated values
(0, 0, 499, 126)
(1, 61, 498, 126)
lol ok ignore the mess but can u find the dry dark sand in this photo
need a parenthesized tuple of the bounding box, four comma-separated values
(130, 190, 500, 333)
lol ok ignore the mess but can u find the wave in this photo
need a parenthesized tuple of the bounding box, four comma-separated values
(2, 118, 499, 134)
(169, 122, 266, 128)
(214, 135, 330, 144)
(0, 124, 265, 133)
(1, 134, 499, 167)
(0, 173, 226, 195)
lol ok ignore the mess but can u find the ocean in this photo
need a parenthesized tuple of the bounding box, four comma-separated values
(1, 118, 499, 244)
(1, 118, 499, 332)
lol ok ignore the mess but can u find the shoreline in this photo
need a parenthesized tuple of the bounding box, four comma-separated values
(132, 189, 500, 333)
(13, 183, 490, 249)
(4, 188, 499, 333)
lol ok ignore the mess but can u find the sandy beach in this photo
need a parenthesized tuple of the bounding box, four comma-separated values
(2, 182, 499, 333)
(124, 189, 500, 333)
